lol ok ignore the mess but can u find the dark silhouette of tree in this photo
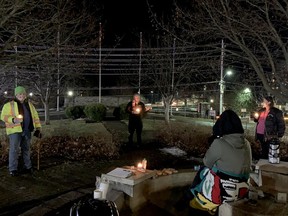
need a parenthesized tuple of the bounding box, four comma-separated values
(175, 0, 288, 102)
(0, 0, 102, 124)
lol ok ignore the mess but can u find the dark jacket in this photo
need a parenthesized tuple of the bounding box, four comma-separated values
(125, 101, 146, 120)
(255, 107, 285, 138)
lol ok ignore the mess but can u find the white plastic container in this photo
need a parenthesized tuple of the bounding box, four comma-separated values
(93, 189, 102, 199)
(99, 181, 109, 199)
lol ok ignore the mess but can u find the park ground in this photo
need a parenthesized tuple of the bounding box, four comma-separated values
(0, 115, 201, 216)
(0, 113, 287, 216)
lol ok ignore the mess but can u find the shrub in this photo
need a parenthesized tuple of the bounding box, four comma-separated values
(155, 122, 211, 157)
(84, 103, 106, 122)
(0, 136, 9, 166)
(156, 123, 288, 161)
(65, 106, 86, 119)
(113, 103, 129, 120)
(30, 135, 119, 162)
(245, 135, 261, 159)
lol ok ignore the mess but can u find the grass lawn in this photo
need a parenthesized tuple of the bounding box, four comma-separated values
(0, 119, 108, 140)
(39, 119, 108, 137)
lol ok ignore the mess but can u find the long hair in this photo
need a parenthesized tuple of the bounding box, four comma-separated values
(213, 110, 244, 137)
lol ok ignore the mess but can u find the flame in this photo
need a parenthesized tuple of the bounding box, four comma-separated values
(137, 162, 143, 169)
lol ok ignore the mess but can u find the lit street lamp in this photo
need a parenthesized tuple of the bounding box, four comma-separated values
(67, 90, 74, 106)
(244, 88, 251, 93)
(67, 90, 74, 97)
(219, 70, 232, 114)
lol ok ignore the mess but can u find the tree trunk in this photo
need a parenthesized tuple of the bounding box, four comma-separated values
(44, 102, 50, 125)
(163, 96, 172, 124)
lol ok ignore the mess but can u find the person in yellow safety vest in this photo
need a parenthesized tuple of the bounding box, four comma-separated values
(1, 86, 41, 176)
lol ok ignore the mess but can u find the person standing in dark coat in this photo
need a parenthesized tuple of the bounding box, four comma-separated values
(125, 93, 150, 148)
(254, 96, 285, 159)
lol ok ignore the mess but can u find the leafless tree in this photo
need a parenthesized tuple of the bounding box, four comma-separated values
(142, 34, 220, 123)
(175, 0, 288, 102)
(146, 0, 240, 117)
(0, 0, 102, 124)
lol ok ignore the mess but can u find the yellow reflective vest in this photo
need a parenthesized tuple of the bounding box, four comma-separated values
(1, 100, 41, 135)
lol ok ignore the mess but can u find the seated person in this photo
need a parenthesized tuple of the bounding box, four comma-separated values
(189, 110, 252, 215)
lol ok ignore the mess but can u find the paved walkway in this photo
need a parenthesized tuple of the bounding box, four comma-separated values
(0, 120, 119, 216)
(0, 119, 190, 216)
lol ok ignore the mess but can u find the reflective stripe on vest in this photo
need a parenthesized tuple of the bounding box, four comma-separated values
(3, 115, 9, 122)
(34, 119, 40, 124)
(10, 101, 15, 117)
(4, 101, 21, 129)
(6, 123, 21, 128)
(4, 101, 15, 121)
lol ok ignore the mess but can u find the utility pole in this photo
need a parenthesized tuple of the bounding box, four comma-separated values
(219, 39, 225, 114)
(99, 22, 102, 103)
(56, 28, 60, 111)
(14, 27, 18, 87)
(138, 32, 142, 94)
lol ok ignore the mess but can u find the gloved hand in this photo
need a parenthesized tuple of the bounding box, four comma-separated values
(13, 117, 23, 124)
(33, 129, 42, 138)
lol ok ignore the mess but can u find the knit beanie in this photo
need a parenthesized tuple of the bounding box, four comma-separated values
(14, 86, 26, 96)
(264, 96, 274, 103)
(264, 96, 274, 107)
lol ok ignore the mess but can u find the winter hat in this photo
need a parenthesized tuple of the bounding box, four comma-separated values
(264, 96, 274, 106)
(264, 96, 274, 103)
(14, 86, 27, 96)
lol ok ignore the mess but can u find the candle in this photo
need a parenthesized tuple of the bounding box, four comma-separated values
(142, 158, 147, 170)
(136, 108, 140, 113)
(137, 162, 143, 169)
(254, 112, 259, 119)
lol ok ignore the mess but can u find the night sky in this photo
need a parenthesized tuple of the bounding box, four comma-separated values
(96, 0, 174, 47)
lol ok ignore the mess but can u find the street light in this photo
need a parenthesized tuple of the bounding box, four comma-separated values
(219, 70, 232, 114)
(244, 88, 251, 93)
(67, 90, 74, 106)
(67, 90, 74, 97)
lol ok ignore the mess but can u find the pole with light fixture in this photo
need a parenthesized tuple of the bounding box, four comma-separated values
(99, 22, 102, 103)
(138, 32, 142, 94)
(219, 70, 232, 114)
(67, 90, 74, 106)
(219, 40, 233, 114)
